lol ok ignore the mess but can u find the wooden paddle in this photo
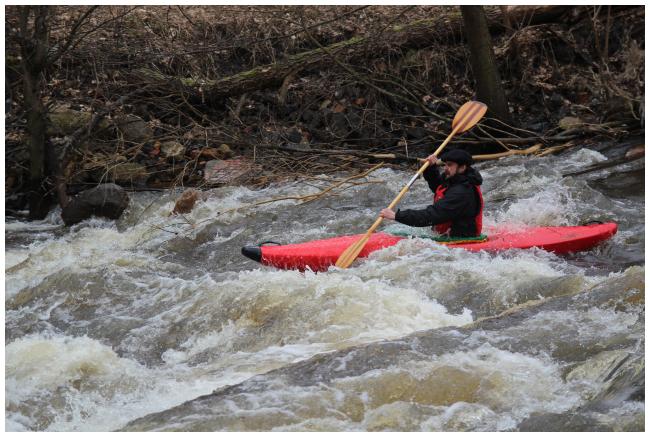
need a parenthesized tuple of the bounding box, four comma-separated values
(334, 100, 488, 269)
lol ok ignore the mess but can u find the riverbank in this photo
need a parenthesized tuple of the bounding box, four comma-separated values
(5, 6, 644, 218)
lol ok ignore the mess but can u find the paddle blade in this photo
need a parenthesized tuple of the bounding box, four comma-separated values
(334, 233, 371, 268)
(451, 101, 487, 134)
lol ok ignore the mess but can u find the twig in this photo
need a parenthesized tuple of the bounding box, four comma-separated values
(476, 124, 512, 151)
(472, 143, 542, 160)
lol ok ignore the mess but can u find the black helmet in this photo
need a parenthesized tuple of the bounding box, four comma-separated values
(441, 149, 473, 166)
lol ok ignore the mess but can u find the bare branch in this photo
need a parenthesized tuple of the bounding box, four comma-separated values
(49, 6, 139, 65)
(49, 6, 99, 63)
(180, 5, 371, 56)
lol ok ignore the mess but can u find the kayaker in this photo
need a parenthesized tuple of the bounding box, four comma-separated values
(379, 149, 484, 237)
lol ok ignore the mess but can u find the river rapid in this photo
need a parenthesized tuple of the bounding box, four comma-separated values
(5, 145, 644, 431)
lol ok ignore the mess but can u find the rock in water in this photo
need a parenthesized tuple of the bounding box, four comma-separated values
(625, 144, 644, 159)
(171, 189, 199, 215)
(61, 183, 130, 226)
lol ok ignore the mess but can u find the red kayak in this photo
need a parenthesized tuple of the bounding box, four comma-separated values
(241, 222, 617, 271)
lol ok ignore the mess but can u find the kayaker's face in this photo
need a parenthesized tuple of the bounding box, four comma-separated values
(443, 161, 466, 178)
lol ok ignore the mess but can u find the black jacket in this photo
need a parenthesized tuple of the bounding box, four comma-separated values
(395, 165, 483, 237)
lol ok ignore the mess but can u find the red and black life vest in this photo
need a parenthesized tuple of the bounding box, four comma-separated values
(433, 184, 484, 236)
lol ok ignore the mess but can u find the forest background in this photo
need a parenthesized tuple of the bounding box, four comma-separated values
(4, 5, 644, 222)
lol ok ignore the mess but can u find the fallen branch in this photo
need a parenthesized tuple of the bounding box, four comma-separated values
(535, 141, 576, 157)
(276, 143, 422, 164)
(439, 134, 582, 146)
(472, 143, 542, 161)
(138, 6, 574, 102)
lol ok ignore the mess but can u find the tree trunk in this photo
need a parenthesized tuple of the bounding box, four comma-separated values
(20, 6, 52, 219)
(139, 6, 572, 103)
(17, 5, 105, 216)
(499, 6, 512, 31)
(460, 6, 511, 123)
(23, 74, 51, 219)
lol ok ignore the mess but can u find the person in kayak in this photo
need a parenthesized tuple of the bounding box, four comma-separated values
(379, 149, 484, 237)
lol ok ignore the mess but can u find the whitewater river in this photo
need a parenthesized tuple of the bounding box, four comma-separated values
(5, 145, 644, 431)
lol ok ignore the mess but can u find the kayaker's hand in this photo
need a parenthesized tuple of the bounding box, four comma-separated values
(380, 208, 396, 220)
(426, 154, 439, 165)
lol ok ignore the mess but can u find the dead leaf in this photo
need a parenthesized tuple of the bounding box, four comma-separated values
(150, 141, 161, 157)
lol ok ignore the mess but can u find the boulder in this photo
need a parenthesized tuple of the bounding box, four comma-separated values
(48, 109, 92, 136)
(203, 157, 255, 185)
(190, 144, 234, 160)
(47, 107, 110, 137)
(171, 189, 200, 215)
(113, 114, 153, 143)
(61, 183, 130, 226)
(329, 112, 350, 137)
(160, 141, 185, 158)
(285, 129, 302, 143)
(558, 116, 584, 130)
(108, 162, 148, 184)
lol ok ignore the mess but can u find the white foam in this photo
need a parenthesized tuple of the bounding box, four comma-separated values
(150, 344, 583, 431)
(4, 151, 641, 431)
(560, 148, 608, 172)
(488, 179, 581, 227)
(352, 238, 591, 307)
(156, 267, 473, 372)
(5, 249, 30, 270)
(4, 333, 245, 431)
